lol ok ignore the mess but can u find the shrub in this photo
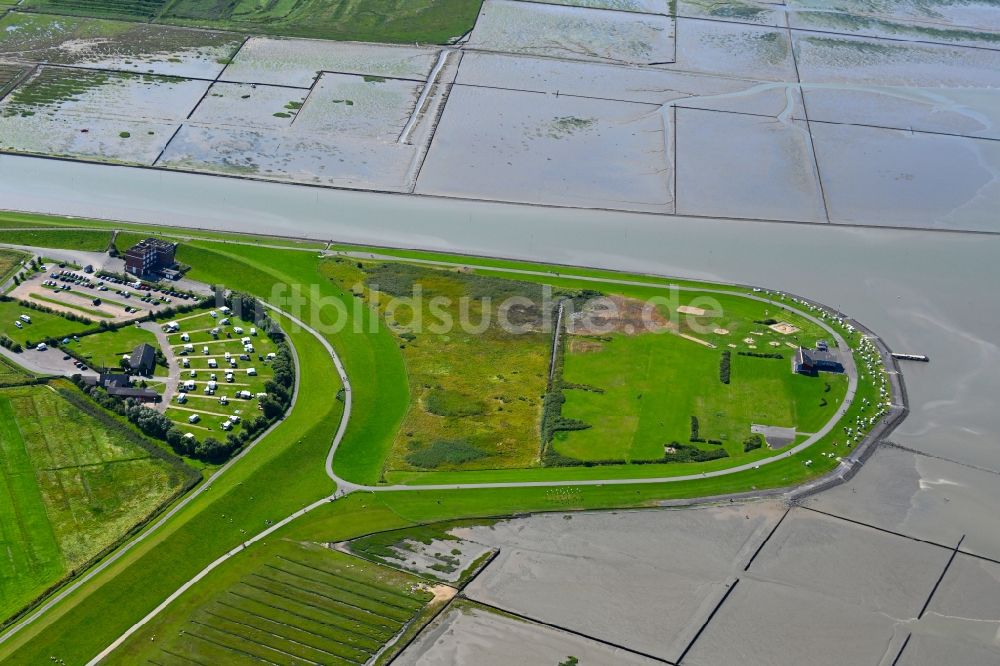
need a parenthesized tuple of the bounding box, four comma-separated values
(743, 433, 764, 453)
(738, 351, 784, 359)
(719, 350, 731, 384)
(664, 442, 729, 463)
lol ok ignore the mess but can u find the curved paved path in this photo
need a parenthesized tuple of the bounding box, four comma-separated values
(85, 259, 871, 664)
(329, 253, 860, 492)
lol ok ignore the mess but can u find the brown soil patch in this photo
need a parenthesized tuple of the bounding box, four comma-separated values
(568, 338, 605, 354)
(568, 294, 674, 336)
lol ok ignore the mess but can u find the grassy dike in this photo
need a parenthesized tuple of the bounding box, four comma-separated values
(0, 216, 884, 663)
(0, 244, 346, 663)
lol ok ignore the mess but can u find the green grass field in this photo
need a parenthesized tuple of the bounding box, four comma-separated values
(0, 299, 91, 346)
(112, 541, 443, 665)
(0, 248, 27, 285)
(0, 229, 111, 252)
(67, 325, 158, 370)
(0, 355, 29, 384)
(0, 383, 189, 624)
(0, 224, 890, 665)
(557, 332, 847, 461)
(18, 0, 484, 43)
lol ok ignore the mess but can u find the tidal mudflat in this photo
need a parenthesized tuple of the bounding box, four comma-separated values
(415, 84, 673, 212)
(812, 123, 1000, 231)
(395, 603, 663, 665)
(458, 505, 784, 661)
(674, 108, 825, 222)
(1, 3, 998, 229)
(803, 445, 1000, 562)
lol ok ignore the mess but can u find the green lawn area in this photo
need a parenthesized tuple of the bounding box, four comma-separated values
(0, 248, 27, 284)
(19, 0, 484, 43)
(557, 332, 847, 462)
(0, 383, 190, 625)
(0, 355, 29, 384)
(0, 226, 890, 666)
(110, 540, 444, 665)
(66, 326, 159, 371)
(0, 299, 90, 346)
(0, 229, 111, 252)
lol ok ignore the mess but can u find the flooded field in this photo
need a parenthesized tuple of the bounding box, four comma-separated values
(0, 67, 203, 163)
(468, 0, 676, 66)
(187, 82, 308, 129)
(812, 123, 1000, 230)
(415, 84, 673, 212)
(219, 37, 441, 88)
(0, 2, 998, 229)
(0, 12, 242, 78)
(3, 147, 1000, 662)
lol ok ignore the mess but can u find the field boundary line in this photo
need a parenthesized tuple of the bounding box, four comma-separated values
(891, 633, 912, 666)
(5, 150, 998, 235)
(460, 597, 675, 664)
(918, 534, 965, 619)
(675, 578, 739, 664)
(788, 14, 831, 223)
(742, 505, 790, 571)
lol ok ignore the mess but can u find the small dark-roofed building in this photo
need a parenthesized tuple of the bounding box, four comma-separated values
(86, 372, 159, 402)
(94, 370, 160, 402)
(793, 346, 844, 375)
(100, 372, 131, 388)
(106, 385, 159, 402)
(124, 238, 177, 278)
(129, 343, 156, 376)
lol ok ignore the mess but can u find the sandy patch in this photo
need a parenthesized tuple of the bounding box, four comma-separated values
(770, 322, 800, 335)
(713, 327, 729, 335)
(428, 583, 458, 604)
(677, 305, 707, 316)
(680, 333, 716, 348)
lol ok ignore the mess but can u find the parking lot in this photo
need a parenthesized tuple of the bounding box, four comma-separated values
(7, 265, 201, 326)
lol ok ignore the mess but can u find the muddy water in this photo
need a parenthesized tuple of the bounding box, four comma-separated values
(2, 153, 997, 465)
(2, 143, 1000, 661)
